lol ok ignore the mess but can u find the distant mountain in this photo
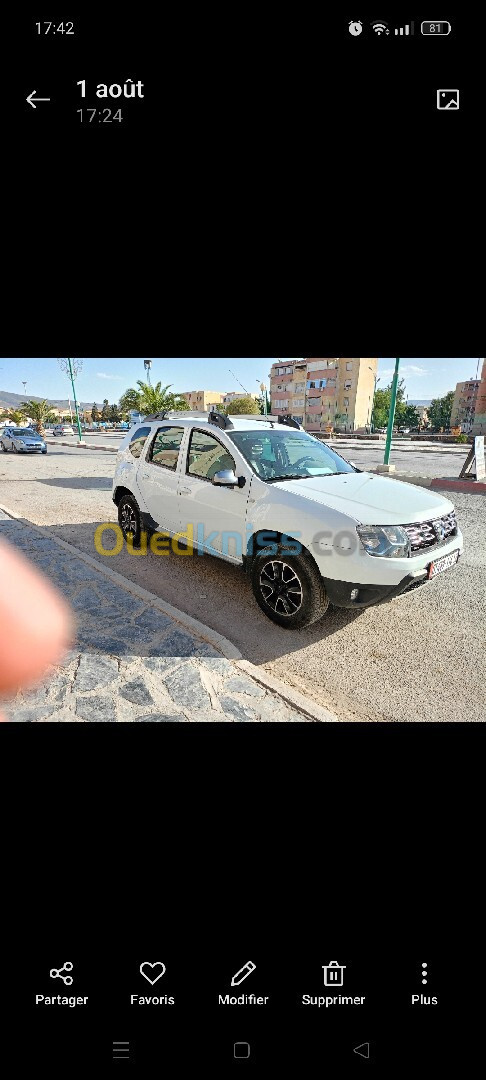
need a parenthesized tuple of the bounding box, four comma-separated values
(0, 390, 101, 410)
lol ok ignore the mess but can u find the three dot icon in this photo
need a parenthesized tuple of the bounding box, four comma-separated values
(422, 963, 428, 985)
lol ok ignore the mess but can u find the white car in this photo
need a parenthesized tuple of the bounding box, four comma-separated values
(112, 412, 464, 628)
(52, 424, 74, 436)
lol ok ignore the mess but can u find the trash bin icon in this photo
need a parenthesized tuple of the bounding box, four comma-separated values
(323, 961, 346, 987)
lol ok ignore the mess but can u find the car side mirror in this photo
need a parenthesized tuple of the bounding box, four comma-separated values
(212, 469, 239, 487)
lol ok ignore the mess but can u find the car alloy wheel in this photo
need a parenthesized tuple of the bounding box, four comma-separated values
(259, 559, 304, 617)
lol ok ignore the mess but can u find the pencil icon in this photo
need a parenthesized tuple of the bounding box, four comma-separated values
(231, 961, 256, 987)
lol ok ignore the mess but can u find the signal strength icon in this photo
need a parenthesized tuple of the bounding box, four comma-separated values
(395, 23, 415, 35)
(371, 21, 389, 35)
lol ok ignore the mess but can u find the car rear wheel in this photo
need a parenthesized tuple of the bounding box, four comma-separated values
(118, 494, 142, 547)
(251, 544, 330, 628)
(1, 444, 7, 452)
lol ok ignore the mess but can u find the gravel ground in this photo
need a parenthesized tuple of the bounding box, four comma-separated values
(1, 444, 484, 722)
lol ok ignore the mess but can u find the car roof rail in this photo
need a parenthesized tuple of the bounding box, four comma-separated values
(207, 411, 234, 430)
(144, 410, 212, 422)
(278, 415, 303, 430)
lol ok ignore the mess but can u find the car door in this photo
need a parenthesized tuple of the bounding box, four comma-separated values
(180, 428, 250, 561)
(136, 425, 186, 534)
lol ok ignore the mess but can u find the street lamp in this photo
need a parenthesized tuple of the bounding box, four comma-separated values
(257, 380, 268, 416)
(368, 367, 380, 433)
(58, 358, 84, 442)
(384, 359, 400, 466)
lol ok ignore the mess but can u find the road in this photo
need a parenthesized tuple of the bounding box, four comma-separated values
(329, 441, 469, 478)
(1, 443, 484, 722)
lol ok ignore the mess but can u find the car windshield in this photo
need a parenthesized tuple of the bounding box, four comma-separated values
(12, 429, 37, 437)
(228, 429, 356, 481)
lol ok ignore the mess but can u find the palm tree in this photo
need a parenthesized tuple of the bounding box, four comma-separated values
(119, 381, 188, 417)
(7, 410, 25, 425)
(21, 400, 55, 437)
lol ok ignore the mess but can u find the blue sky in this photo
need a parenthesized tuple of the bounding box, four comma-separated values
(0, 358, 482, 403)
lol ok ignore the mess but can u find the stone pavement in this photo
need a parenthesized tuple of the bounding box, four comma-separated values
(0, 515, 315, 723)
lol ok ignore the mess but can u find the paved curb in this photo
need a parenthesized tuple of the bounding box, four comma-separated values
(0, 504, 341, 723)
(369, 469, 486, 494)
(45, 439, 118, 453)
(236, 660, 338, 723)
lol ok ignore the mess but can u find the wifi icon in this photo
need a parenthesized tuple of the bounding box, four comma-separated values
(371, 21, 389, 35)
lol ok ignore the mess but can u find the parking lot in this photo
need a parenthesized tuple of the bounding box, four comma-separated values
(1, 442, 484, 722)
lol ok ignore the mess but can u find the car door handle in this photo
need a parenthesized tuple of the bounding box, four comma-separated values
(140, 471, 150, 480)
(179, 487, 192, 496)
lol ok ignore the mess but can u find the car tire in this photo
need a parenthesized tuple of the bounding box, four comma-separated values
(118, 494, 142, 547)
(1, 444, 7, 452)
(42, 450, 47, 454)
(13, 444, 18, 453)
(251, 543, 330, 629)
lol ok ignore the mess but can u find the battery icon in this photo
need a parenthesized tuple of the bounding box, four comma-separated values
(421, 21, 451, 35)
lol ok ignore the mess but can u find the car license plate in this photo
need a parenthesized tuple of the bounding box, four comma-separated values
(428, 550, 459, 579)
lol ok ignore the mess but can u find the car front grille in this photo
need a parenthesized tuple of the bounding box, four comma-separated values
(403, 511, 457, 553)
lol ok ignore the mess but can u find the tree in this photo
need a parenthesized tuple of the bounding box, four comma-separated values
(101, 398, 111, 422)
(119, 381, 187, 417)
(226, 396, 259, 415)
(427, 391, 454, 431)
(372, 378, 408, 430)
(7, 410, 24, 425)
(20, 400, 56, 437)
(401, 404, 420, 428)
(109, 404, 121, 423)
(91, 403, 100, 423)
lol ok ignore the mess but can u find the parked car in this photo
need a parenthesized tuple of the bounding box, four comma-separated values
(0, 427, 47, 454)
(112, 412, 464, 629)
(52, 424, 74, 436)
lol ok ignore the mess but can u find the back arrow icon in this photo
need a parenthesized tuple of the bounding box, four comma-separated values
(353, 1043, 370, 1059)
(26, 90, 51, 109)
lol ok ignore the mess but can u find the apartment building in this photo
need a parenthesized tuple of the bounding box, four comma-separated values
(471, 359, 486, 436)
(269, 358, 378, 433)
(450, 376, 481, 432)
(180, 390, 226, 411)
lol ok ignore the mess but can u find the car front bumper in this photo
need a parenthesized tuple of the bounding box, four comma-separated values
(322, 544, 463, 609)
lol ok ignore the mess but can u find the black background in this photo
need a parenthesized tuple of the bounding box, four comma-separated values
(1, 7, 484, 1073)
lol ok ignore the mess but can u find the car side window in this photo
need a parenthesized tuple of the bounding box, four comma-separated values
(148, 427, 185, 471)
(187, 429, 236, 482)
(128, 426, 151, 459)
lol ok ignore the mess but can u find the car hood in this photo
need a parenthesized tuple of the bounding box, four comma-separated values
(15, 436, 43, 444)
(273, 472, 455, 525)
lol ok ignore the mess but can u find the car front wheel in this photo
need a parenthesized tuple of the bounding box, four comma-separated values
(251, 544, 330, 629)
(1, 443, 7, 452)
(118, 494, 142, 547)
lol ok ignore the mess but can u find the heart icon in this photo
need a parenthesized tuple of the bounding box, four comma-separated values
(140, 962, 166, 985)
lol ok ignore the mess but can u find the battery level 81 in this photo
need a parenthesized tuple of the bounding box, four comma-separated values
(421, 21, 451, 35)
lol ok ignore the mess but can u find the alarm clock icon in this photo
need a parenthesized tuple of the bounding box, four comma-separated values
(348, 20, 363, 36)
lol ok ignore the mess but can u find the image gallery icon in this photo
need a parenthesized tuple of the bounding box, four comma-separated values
(437, 90, 459, 110)
(323, 961, 346, 987)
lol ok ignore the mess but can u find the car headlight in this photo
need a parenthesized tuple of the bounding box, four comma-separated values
(357, 525, 411, 558)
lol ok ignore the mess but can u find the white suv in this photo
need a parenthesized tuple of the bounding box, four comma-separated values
(112, 412, 463, 629)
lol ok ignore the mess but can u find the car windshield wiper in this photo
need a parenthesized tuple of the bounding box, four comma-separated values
(269, 472, 351, 482)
